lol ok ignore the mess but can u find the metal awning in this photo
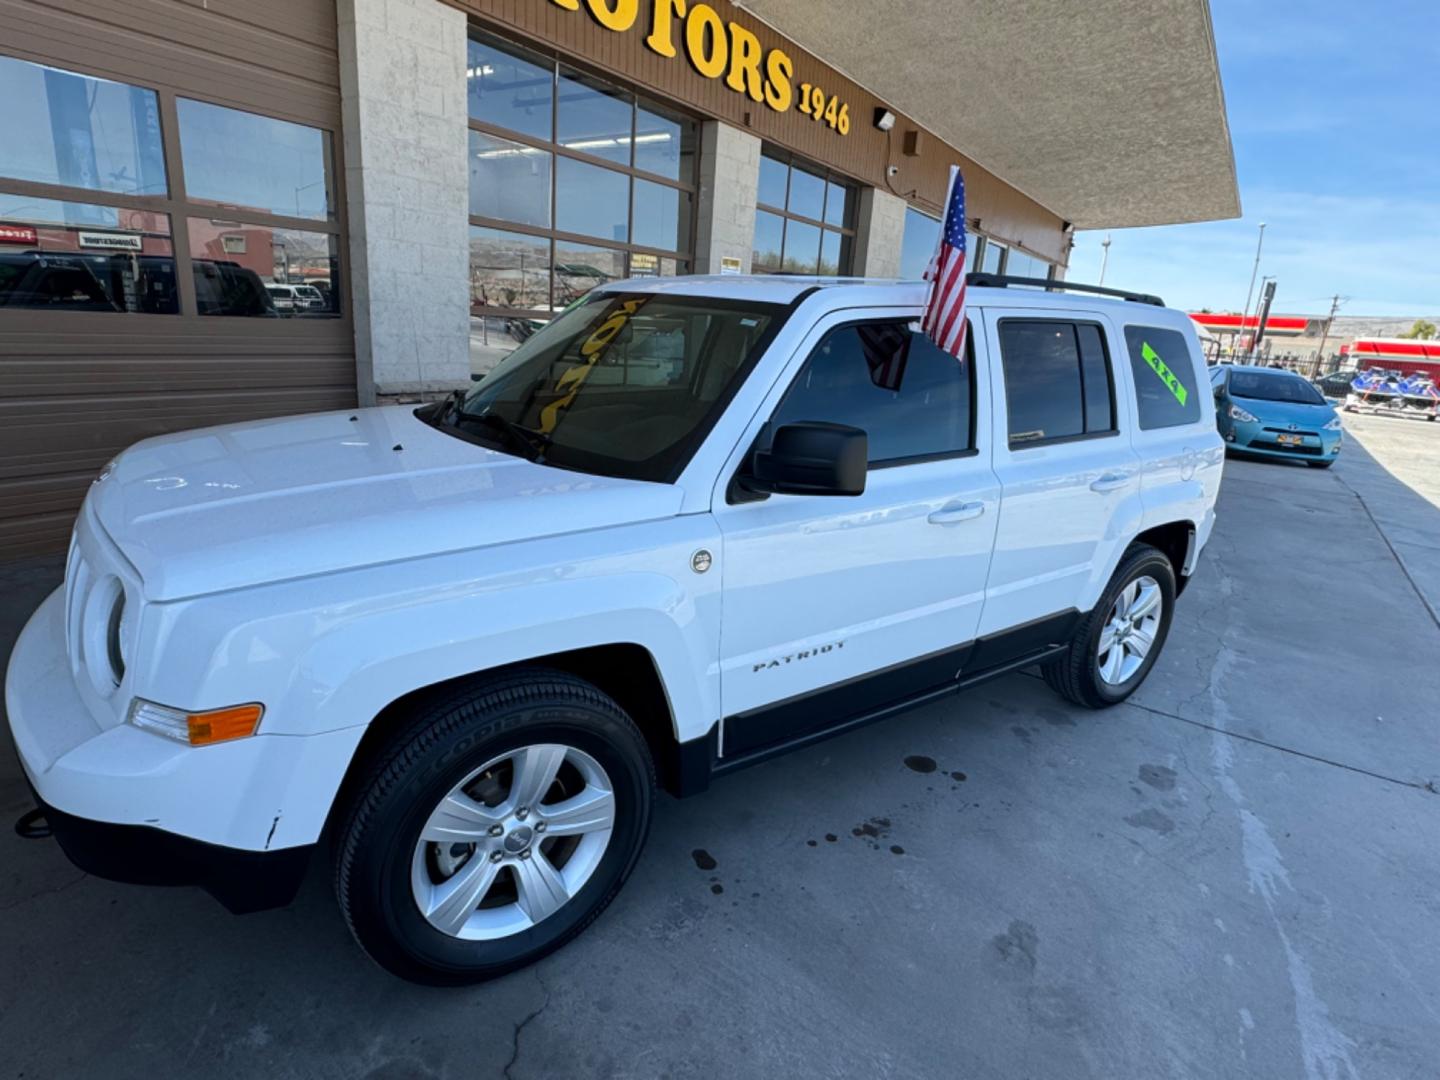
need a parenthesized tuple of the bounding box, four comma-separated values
(733, 0, 1240, 229)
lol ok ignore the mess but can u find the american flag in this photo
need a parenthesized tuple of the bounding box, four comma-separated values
(922, 165, 969, 360)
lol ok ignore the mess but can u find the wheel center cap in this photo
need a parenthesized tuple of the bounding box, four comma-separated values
(503, 825, 534, 854)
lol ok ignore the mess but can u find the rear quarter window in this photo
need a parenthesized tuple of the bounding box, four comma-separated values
(1124, 326, 1202, 429)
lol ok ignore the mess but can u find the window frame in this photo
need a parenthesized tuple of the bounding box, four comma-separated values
(467, 32, 699, 319)
(752, 148, 857, 277)
(764, 316, 979, 470)
(0, 51, 348, 323)
(996, 317, 1119, 450)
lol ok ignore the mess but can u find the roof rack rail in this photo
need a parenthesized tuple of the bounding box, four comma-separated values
(965, 273, 1165, 307)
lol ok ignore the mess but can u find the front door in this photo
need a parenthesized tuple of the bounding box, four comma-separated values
(713, 311, 999, 759)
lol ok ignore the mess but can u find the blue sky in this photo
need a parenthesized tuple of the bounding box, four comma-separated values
(1065, 0, 1439, 318)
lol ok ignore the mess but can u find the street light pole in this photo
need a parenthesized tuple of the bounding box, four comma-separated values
(1098, 234, 1112, 286)
(1238, 222, 1267, 358)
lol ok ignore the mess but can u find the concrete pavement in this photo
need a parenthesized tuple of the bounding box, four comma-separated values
(2, 413, 1437, 1080)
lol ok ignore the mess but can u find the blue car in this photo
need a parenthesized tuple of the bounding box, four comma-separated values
(1210, 365, 1343, 468)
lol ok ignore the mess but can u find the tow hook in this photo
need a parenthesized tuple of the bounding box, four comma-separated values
(14, 807, 52, 839)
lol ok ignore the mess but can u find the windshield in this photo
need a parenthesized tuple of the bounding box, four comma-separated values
(1229, 370, 1326, 405)
(434, 292, 785, 482)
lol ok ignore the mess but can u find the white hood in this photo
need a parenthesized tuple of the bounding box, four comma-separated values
(88, 406, 684, 601)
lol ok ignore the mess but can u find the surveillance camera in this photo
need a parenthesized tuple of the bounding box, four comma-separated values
(886, 164, 899, 177)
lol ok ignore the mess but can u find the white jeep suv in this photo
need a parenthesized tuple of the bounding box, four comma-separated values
(6, 275, 1221, 983)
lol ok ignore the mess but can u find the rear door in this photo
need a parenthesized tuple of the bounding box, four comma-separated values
(978, 306, 1143, 637)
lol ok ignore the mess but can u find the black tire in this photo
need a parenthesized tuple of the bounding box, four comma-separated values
(1307, 460, 1334, 469)
(334, 669, 654, 985)
(1042, 544, 1176, 709)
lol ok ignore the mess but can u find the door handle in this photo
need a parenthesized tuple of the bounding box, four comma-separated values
(928, 501, 986, 526)
(1089, 473, 1130, 493)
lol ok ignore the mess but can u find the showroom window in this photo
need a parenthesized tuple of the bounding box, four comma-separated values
(899, 208, 940, 280)
(466, 33, 698, 375)
(752, 150, 855, 276)
(978, 238, 1005, 275)
(1004, 248, 1052, 282)
(0, 53, 343, 318)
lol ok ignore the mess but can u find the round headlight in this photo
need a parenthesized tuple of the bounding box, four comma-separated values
(80, 575, 127, 694)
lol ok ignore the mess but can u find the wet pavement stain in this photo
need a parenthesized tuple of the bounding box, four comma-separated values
(904, 755, 938, 773)
(991, 920, 1039, 974)
(824, 833, 838, 842)
(691, 849, 717, 871)
(949, 771, 967, 782)
(806, 839, 817, 847)
(1011, 726, 1033, 744)
(846, 817, 896, 850)
(1138, 764, 1178, 791)
(1124, 808, 1176, 835)
(890, 845, 905, 856)
(710, 883, 724, 895)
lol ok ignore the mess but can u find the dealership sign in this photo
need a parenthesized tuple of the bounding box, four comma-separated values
(0, 224, 38, 245)
(78, 230, 143, 252)
(549, 0, 852, 135)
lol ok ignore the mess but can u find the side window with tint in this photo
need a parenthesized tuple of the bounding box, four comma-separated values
(998, 320, 1115, 446)
(768, 321, 974, 464)
(1125, 326, 1201, 429)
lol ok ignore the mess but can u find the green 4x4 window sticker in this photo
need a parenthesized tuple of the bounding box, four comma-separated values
(1140, 341, 1188, 406)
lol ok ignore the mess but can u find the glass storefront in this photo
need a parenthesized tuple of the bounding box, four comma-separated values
(752, 150, 855, 276)
(1004, 248, 1052, 282)
(0, 54, 342, 318)
(899, 208, 940, 279)
(466, 32, 697, 377)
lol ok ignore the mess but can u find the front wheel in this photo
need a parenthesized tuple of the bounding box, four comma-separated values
(334, 671, 654, 984)
(1043, 544, 1176, 709)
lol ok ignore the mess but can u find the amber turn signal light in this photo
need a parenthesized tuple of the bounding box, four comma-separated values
(186, 704, 264, 746)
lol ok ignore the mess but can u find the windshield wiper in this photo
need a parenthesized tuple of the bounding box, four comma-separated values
(442, 390, 552, 462)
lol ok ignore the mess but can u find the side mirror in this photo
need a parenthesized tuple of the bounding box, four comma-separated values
(750, 422, 867, 496)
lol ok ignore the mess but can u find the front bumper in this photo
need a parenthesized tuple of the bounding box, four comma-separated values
(1221, 417, 1341, 461)
(6, 587, 361, 911)
(29, 790, 311, 913)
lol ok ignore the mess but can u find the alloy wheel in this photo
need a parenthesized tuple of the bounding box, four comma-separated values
(410, 743, 615, 940)
(1095, 575, 1163, 686)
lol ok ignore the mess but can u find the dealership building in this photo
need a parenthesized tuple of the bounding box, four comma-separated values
(0, 0, 1238, 556)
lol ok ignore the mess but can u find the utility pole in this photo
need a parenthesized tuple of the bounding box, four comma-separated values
(1252, 278, 1278, 360)
(1098, 234, 1112, 285)
(1238, 222, 1267, 357)
(1313, 294, 1343, 377)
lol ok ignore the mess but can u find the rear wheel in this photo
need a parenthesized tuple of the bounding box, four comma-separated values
(1043, 545, 1176, 709)
(335, 670, 653, 984)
